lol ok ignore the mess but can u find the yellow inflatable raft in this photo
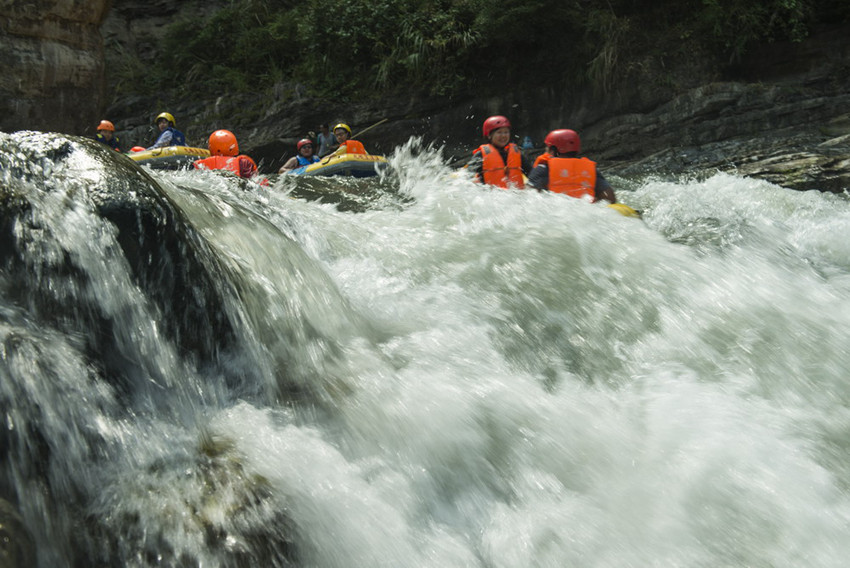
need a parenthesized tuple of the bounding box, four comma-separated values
(607, 203, 642, 218)
(287, 153, 388, 177)
(128, 146, 210, 169)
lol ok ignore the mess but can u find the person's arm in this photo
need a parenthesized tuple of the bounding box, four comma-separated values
(278, 156, 298, 173)
(239, 157, 257, 178)
(526, 164, 549, 190)
(467, 150, 483, 182)
(331, 141, 349, 156)
(596, 171, 616, 203)
(147, 129, 173, 150)
(325, 139, 340, 156)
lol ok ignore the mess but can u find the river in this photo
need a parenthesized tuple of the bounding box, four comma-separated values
(2, 132, 850, 567)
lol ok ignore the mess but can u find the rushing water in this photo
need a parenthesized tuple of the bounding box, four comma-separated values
(2, 131, 850, 567)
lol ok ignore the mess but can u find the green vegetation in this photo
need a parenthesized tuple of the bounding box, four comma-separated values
(113, 0, 847, 100)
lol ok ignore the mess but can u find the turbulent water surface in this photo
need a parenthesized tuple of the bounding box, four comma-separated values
(2, 132, 850, 567)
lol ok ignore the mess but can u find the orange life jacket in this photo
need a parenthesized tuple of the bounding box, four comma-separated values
(194, 154, 258, 178)
(547, 157, 597, 200)
(532, 153, 551, 168)
(476, 143, 524, 188)
(342, 139, 367, 155)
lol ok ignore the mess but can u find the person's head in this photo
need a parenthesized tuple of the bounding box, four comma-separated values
(208, 129, 239, 156)
(97, 120, 115, 139)
(156, 112, 176, 131)
(333, 123, 351, 143)
(319, 123, 329, 134)
(297, 138, 314, 156)
(543, 129, 580, 156)
(482, 115, 511, 148)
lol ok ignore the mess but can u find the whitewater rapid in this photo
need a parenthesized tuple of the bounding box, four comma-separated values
(2, 133, 850, 567)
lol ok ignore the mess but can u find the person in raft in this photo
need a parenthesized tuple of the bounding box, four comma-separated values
(316, 123, 335, 157)
(467, 115, 533, 189)
(95, 120, 121, 151)
(147, 112, 186, 150)
(193, 129, 258, 179)
(278, 138, 320, 173)
(527, 129, 616, 203)
(329, 123, 367, 155)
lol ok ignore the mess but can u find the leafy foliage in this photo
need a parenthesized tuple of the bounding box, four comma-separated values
(115, 0, 847, 100)
(696, 0, 810, 61)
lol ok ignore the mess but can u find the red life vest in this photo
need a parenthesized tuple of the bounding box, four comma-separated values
(476, 143, 524, 188)
(194, 155, 258, 178)
(532, 153, 551, 168)
(342, 139, 367, 155)
(547, 157, 597, 200)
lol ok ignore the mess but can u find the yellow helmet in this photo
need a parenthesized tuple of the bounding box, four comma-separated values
(155, 112, 176, 126)
(332, 123, 351, 134)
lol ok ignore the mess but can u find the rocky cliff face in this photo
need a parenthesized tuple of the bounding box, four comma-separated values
(0, 0, 111, 135)
(594, 24, 850, 191)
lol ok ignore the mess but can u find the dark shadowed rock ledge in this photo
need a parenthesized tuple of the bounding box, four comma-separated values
(598, 84, 850, 192)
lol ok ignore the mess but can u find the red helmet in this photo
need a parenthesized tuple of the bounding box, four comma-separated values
(97, 120, 115, 131)
(482, 115, 511, 138)
(296, 138, 313, 151)
(544, 129, 581, 154)
(130, 146, 145, 153)
(208, 129, 239, 156)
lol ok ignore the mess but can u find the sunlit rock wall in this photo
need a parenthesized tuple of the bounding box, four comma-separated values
(0, 0, 111, 135)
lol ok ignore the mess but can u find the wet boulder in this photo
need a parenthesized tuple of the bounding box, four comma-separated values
(0, 131, 241, 393)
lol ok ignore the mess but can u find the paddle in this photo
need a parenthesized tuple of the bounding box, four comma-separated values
(351, 117, 388, 139)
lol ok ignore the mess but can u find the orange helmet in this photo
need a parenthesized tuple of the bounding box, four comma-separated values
(482, 115, 511, 138)
(97, 120, 115, 132)
(544, 129, 581, 154)
(208, 130, 239, 156)
(297, 138, 313, 151)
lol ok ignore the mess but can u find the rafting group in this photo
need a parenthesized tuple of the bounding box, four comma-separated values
(95, 111, 636, 214)
(464, 114, 636, 215)
(96, 113, 384, 180)
(467, 114, 621, 205)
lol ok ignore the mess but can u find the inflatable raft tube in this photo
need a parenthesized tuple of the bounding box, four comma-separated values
(287, 153, 388, 177)
(607, 203, 642, 218)
(128, 146, 210, 169)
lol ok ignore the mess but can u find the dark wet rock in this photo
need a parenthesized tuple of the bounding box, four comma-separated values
(0, 132, 242, 394)
(1, 132, 306, 564)
(603, 113, 850, 192)
(0, 498, 36, 568)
